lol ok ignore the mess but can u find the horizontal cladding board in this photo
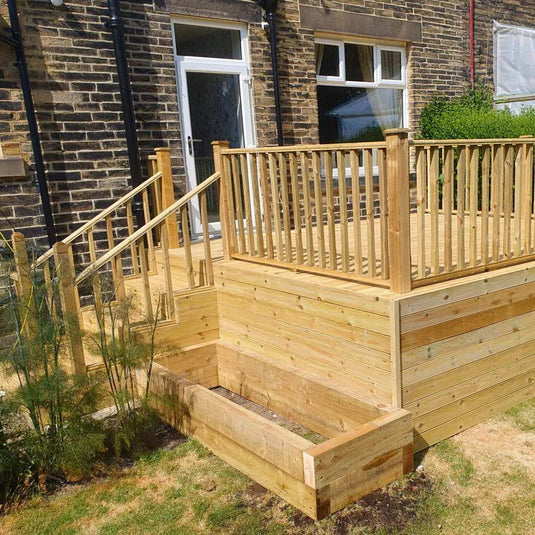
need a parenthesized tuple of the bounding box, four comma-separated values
(404, 342, 535, 410)
(401, 280, 535, 334)
(413, 365, 535, 435)
(217, 290, 391, 353)
(402, 309, 535, 369)
(399, 262, 535, 316)
(138, 326, 219, 348)
(217, 277, 390, 335)
(214, 263, 391, 316)
(300, 5, 422, 42)
(403, 326, 535, 386)
(219, 329, 392, 404)
(157, 343, 216, 375)
(401, 295, 535, 352)
(219, 310, 391, 377)
(413, 378, 535, 452)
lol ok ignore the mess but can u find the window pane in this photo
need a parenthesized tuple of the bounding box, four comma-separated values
(174, 23, 242, 59)
(344, 44, 374, 82)
(316, 44, 339, 76)
(317, 86, 403, 143)
(381, 50, 402, 80)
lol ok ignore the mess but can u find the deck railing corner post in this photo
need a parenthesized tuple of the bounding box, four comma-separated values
(385, 129, 412, 294)
(155, 147, 180, 248)
(212, 140, 233, 260)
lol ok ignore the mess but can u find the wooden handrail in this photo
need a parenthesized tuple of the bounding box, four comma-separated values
(411, 138, 535, 146)
(221, 140, 386, 155)
(33, 170, 162, 268)
(74, 171, 220, 286)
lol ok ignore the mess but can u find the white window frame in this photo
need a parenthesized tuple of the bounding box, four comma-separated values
(315, 37, 408, 178)
(315, 37, 408, 127)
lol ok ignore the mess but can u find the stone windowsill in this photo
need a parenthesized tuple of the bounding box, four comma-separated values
(0, 157, 26, 181)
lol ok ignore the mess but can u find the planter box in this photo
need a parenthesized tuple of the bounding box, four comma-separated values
(139, 341, 413, 520)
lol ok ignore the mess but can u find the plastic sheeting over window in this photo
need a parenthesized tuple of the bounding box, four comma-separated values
(494, 21, 535, 113)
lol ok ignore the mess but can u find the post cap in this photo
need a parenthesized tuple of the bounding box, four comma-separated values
(384, 128, 410, 136)
(211, 140, 230, 147)
(154, 147, 171, 153)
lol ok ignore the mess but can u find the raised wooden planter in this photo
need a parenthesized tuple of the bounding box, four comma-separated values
(139, 342, 413, 520)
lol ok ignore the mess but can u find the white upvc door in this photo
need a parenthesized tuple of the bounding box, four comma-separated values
(173, 18, 255, 237)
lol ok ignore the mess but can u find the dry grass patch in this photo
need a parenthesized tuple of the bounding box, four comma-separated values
(2, 399, 535, 534)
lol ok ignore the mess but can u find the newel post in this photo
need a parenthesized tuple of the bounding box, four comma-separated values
(11, 232, 37, 337)
(212, 140, 233, 260)
(53, 241, 86, 375)
(155, 147, 180, 248)
(385, 129, 412, 294)
(11, 232, 32, 305)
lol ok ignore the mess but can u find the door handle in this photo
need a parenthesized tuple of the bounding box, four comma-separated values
(187, 136, 202, 156)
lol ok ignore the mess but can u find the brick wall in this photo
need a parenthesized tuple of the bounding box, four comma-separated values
(248, 0, 470, 145)
(1, 0, 533, 253)
(0, 0, 183, 255)
(249, 1, 318, 146)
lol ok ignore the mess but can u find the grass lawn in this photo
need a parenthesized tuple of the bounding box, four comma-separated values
(1, 399, 535, 535)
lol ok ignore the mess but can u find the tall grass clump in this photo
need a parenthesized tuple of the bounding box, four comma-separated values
(91, 290, 161, 459)
(0, 252, 104, 505)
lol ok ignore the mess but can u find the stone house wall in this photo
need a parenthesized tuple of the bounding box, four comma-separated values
(0, 0, 533, 253)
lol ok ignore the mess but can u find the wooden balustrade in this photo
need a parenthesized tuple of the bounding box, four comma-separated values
(219, 140, 393, 288)
(411, 137, 535, 287)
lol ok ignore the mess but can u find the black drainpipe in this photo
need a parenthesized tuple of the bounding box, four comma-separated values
(258, 0, 284, 145)
(106, 0, 144, 227)
(6, 0, 57, 246)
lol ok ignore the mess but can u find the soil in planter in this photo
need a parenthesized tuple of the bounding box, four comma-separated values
(211, 387, 325, 445)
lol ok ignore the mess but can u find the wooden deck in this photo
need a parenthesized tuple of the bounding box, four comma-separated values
(223, 210, 535, 285)
(13, 135, 535, 520)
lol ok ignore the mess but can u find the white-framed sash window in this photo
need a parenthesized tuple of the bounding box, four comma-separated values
(315, 37, 408, 145)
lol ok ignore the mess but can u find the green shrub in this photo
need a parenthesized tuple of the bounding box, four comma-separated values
(0, 260, 105, 502)
(420, 86, 535, 140)
(0, 237, 162, 507)
(90, 291, 161, 460)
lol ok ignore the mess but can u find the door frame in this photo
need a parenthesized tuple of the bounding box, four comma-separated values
(172, 17, 256, 237)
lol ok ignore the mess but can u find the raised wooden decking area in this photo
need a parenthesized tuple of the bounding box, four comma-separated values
(13, 135, 535, 519)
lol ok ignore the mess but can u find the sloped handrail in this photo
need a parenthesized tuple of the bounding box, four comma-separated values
(33, 170, 163, 268)
(74, 171, 220, 287)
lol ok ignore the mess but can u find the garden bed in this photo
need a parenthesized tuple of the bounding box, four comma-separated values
(138, 341, 413, 520)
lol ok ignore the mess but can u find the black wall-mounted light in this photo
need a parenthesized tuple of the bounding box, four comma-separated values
(257, 0, 283, 145)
